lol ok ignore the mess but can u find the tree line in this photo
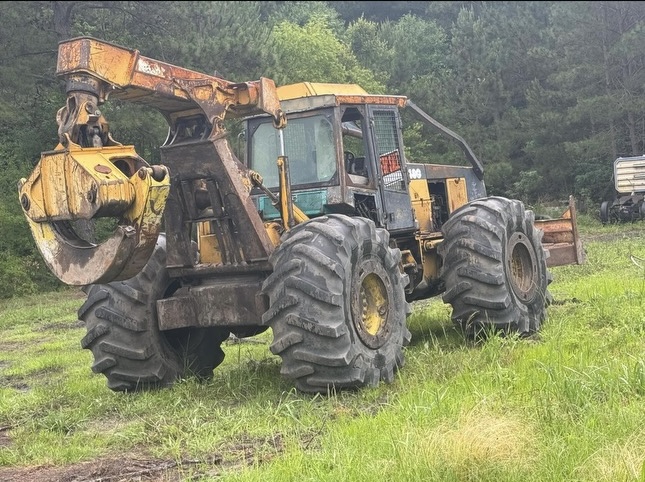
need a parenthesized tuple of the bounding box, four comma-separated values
(0, 1, 643, 296)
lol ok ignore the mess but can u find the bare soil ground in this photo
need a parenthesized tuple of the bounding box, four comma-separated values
(0, 456, 186, 482)
(580, 224, 645, 242)
(0, 436, 283, 482)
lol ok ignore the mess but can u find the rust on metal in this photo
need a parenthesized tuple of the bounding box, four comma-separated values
(56, 37, 285, 129)
(157, 278, 269, 329)
(21, 36, 287, 284)
(18, 141, 170, 285)
(535, 196, 586, 268)
(94, 164, 112, 174)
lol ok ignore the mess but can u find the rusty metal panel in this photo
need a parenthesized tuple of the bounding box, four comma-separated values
(446, 178, 468, 213)
(276, 82, 406, 107)
(161, 138, 275, 268)
(541, 239, 585, 267)
(56, 37, 283, 123)
(409, 179, 433, 232)
(545, 244, 579, 268)
(535, 196, 586, 267)
(540, 224, 575, 244)
(337, 95, 407, 107)
(57, 37, 138, 87)
(157, 278, 268, 330)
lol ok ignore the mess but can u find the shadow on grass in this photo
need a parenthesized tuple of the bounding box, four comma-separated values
(407, 315, 472, 351)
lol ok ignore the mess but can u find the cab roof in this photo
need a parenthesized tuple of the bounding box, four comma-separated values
(276, 82, 407, 113)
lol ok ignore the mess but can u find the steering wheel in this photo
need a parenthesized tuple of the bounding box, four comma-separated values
(344, 151, 355, 164)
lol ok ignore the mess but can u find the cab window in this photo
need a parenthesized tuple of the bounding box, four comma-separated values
(249, 113, 336, 188)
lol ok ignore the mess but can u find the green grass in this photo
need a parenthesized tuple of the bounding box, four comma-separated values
(0, 219, 644, 481)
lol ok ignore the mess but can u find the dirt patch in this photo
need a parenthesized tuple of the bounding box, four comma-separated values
(0, 433, 288, 482)
(0, 342, 23, 352)
(0, 457, 190, 482)
(0, 426, 11, 448)
(219, 432, 284, 463)
(37, 320, 85, 332)
(0, 374, 30, 391)
(0, 455, 264, 482)
(581, 227, 645, 243)
(0, 366, 64, 391)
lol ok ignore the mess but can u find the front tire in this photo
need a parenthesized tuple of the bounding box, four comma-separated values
(79, 235, 229, 392)
(438, 197, 550, 338)
(261, 215, 412, 394)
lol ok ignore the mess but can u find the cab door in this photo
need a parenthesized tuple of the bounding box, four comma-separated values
(367, 107, 415, 232)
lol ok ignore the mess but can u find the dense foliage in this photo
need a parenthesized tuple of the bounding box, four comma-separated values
(1, 1, 644, 296)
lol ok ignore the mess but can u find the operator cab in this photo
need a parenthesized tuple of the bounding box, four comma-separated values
(244, 82, 416, 233)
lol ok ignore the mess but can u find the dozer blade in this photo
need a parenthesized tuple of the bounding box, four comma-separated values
(535, 195, 586, 268)
(18, 143, 170, 286)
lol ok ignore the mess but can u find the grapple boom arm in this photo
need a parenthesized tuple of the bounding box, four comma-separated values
(55, 37, 285, 132)
(19, 37, 285, 286)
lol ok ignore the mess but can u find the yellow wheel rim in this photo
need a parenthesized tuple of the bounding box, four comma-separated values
(360, 273, 388, 336)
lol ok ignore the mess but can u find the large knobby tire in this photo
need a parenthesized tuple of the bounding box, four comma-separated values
(79, 235, 230, 392)
(437, 197, 551, 338)
(261, 214, 412, 394)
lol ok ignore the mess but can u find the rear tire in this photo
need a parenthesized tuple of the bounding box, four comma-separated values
(79, 234, 229, 392)
(600, 201, 610, 224)
(261, 215, 411, 394)
(438, 197, 550, 338)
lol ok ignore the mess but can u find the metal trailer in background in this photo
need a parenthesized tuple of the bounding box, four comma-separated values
(600, 155, 645, 224)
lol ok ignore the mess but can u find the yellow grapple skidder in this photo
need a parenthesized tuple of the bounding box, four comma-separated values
(19, 37, 584, 393)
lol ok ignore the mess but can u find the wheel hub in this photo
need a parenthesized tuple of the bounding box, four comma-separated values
(507, 232, 539, 302)
(352, 258, 392, 349)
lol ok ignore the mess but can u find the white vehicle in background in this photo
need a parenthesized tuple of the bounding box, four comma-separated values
(600, 155, 645, 224)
